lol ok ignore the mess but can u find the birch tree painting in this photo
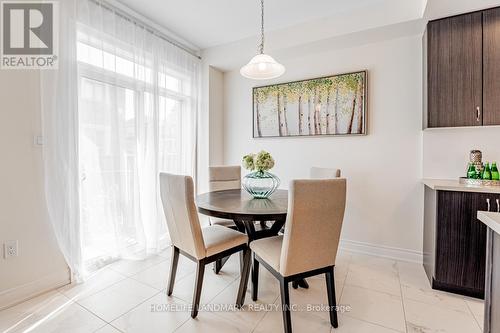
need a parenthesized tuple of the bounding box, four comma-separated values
(253, 71, 367, 138)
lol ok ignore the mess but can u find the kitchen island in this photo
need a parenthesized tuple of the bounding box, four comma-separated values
(477, 211, 500, 333)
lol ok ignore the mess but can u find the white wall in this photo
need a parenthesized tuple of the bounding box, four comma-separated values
(423, 127, 500, 178)
(208, 66, 225, 166)
(198, 65, 225, 195)
(222, 35, 424, 255)
(0, 71, 69, 310)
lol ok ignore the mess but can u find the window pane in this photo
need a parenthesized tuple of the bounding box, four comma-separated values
(158, 72, 181, 92)
(76, 30, 195, 270)
(77, 41, 151, 84)
(158, 95, 182, 173)
(79, 77, 140, 263)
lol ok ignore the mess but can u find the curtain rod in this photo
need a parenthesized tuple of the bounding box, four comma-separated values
(87, 0, 202, 60)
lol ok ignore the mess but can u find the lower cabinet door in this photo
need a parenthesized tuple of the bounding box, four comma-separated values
(435, 191, 487, 298)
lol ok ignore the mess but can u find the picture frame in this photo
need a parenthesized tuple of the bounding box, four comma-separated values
(252, 70, 367, 138)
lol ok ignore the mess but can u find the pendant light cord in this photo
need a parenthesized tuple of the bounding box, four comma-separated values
(259, 0, 265, 54)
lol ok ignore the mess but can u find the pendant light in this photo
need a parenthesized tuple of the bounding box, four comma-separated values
(240, 0, 285, 80)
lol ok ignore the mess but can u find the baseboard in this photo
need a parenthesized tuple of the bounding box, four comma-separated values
(340, 239, 423, 264)
(432, 277, 484, 300)
(0, 268, 70, 311)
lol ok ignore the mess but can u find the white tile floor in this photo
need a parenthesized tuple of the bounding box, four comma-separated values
(0, 250, 485, 333)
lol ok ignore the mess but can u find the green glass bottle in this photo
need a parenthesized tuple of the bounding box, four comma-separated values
(483, 162, 492, 180)
(475, 164, 483, 179)
(467, 163, 476, 179)
(491, 162, 500, 181)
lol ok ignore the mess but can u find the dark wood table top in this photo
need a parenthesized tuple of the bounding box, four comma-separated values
(196, 189, 288, 220)
(197, 189, 310, 288)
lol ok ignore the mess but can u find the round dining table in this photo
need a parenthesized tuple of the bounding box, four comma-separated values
(196, 189, 309, 289)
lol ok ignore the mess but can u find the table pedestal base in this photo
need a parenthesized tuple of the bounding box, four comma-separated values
(235, 218, 309, 289)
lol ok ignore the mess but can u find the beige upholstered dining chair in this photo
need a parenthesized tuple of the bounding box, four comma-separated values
(159, 173, 251, 318)
(310, 166, 341, 179)
(208, 165, 241, 228)
(250, 178, 347, 333)
(208, 166, 242, 273)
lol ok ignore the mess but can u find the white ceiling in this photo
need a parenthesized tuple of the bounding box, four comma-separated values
(116, 0, 500, 53)
(117, 0, 385, 49)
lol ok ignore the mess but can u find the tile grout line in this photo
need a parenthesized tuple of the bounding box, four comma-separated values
(106, 289, 164, 331)
(339, 255, 406, 332)
(172, 270, 259, 333)
(464, 299, 484, 332)
(399, 292, 476, 314)
(107, 256, 170, 277)
(250, 294, 281, 333)
(167, 269, 239, 304)
(395, 262, 409, 333)
(336, 254, 352, 304)
(77, 286, 163, 326)
(341, 282, 403, 299)
(58, 269, 129, 301)
(161, 262, 242, 332)
(170, 316, 192, 333)
(342, 312, 406, 333)
(69, 300, 116, 333)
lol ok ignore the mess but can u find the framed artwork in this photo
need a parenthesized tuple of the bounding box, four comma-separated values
(253, 70, 367, 138)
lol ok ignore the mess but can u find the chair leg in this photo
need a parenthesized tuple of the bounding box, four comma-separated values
(279, 278, 292, 333)
(236, 247, 252, 307)
(325, 267, 338, 328)
(251, 253, 260, 301)
(214, 259, 221, 274)
(298, 279, 309, 289)
(239, 251, 245, 274)
(191, 262, 205, 318)
(213, 255, 230, 274)
(167, 246, 179, 296)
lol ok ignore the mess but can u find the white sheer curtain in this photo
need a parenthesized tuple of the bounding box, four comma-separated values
(77, 0, 200, 271)
(41, 0, 82, 280)
(42, 0, 200, 279)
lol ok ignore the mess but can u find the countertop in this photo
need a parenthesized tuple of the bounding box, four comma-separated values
(477, 211, 500, 235)
(422, 179, 500, 194)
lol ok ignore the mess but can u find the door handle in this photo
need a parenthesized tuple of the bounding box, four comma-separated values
(497, 199, 500, 213)
(487, 198, 491, 211)
(476, 107, 481, 122)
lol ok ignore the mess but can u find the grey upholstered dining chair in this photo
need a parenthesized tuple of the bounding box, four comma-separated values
(310, 166, 341, 179)
(250, 178, 347, 333)
(208, 165, 241, 228)
(159, 173, 251, 318)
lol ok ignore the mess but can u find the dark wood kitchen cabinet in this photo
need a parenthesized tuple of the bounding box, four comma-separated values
(483, 7, 500, 126)
(427, 12, 482, 128)
(424, 187, 500, 298)
(425, 7, 500, 128)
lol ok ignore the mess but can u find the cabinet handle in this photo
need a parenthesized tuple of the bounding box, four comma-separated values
(487, 198, 491, 211)
(476, 107, 481, 122)
(497, 199, 500, 213)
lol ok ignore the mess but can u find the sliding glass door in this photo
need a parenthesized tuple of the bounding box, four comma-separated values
(76, 24, 198, 271)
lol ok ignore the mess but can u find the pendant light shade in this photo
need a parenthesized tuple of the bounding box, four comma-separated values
(240, 54, 285, 80)
(240, 0, 285, 80)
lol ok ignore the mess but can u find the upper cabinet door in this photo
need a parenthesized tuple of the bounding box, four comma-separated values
(427, 13, 483, 128)
(483, 8, 500, 126)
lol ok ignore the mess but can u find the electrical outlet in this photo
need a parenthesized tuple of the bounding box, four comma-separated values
(4, 240, 18, 259)
(34, 135, 44, 146)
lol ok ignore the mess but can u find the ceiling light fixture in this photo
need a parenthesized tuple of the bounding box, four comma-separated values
(240, 0, 285, 80)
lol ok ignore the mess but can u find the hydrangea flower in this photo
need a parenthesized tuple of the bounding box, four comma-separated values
(242, 150, 275, 172)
